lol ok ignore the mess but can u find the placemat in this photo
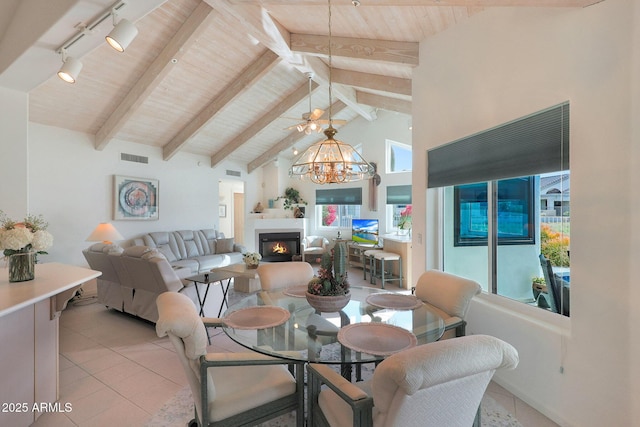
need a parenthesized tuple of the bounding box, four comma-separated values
(337, 322, 417, 356)
(283, 285, 308, 298)
(224, 306, 290, 329)
(366, 293, 423, 310)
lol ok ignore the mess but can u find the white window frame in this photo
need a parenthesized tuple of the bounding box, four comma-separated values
(386, 139, 412, 174)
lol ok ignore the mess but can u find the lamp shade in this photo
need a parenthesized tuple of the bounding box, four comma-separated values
(57, 56, 83, 83)
(105, 19, 138, 52)
(86, 223, 124, 244)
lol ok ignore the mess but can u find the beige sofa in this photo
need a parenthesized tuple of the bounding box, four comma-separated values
(83, 243, 226, 323)
(134, 229, 246, 275)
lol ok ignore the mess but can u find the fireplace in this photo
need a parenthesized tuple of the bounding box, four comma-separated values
(259, 232, 301, 262)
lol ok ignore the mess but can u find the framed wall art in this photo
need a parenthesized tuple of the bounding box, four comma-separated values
(113, 175, 159, 220)
(219, 204, 227, 218)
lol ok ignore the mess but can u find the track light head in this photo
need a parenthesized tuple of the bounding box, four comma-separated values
(106, 18, 138, 52)
(57, 49, 83, 83)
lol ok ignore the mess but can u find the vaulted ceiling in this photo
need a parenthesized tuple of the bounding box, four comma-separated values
(0, 0, 601, 173)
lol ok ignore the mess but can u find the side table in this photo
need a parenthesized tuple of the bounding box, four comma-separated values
(213, 263, 261, 293)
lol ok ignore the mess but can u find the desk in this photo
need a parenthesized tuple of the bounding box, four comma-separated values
(185, 270, 234, 317)
(222, 286, 444, 374)
(0, 263, 100, 426)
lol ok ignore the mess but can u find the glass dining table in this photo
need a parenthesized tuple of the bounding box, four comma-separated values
(221, 286, 445, 380)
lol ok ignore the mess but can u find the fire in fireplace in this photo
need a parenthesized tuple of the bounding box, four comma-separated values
(259, 232, 301, 262)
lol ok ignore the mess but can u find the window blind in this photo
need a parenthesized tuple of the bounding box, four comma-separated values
(427, 103, 569, 188)
(315, 187, 362, 205)
(386, 185, 412, 204)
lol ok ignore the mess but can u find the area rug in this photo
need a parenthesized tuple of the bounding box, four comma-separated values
(144, 384, 522, 427)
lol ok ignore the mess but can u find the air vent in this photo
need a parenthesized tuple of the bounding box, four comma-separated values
(226, 169, 241, 177)
(121, 153, 149, 164)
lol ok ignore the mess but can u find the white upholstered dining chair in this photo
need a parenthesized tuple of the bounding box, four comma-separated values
(307, 334, 519, 427)
(413, 269, 482, 338)
(155, 291, 304, 426)
(256, 261, 315, 291)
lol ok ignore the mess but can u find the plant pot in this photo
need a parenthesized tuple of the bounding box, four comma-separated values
(8, 251, 35, 282)
(305, 291, 351, 312)
(246, 263, 259, 269)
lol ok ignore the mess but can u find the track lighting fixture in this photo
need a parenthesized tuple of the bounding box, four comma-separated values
(106, 9, 138, 52)
(54, 1, 137, 84)
(57, 48, 83, 84)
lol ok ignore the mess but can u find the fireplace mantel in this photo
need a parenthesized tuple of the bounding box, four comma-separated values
(245, 218, 308, 253)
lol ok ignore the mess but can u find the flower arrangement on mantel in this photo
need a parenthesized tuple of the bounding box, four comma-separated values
(243, 252, 261, 268)
(0, 211, 53, 260)
(275, 187, 308, 211)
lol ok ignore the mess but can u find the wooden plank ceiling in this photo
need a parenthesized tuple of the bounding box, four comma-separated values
(28, 0, 601, 172)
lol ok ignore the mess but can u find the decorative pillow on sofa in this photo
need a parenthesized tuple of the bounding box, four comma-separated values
(141, 248, 167, 261)
(215, 238, 235, 254)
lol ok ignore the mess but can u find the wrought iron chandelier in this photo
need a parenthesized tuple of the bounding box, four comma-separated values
(289, 0, 373, 184)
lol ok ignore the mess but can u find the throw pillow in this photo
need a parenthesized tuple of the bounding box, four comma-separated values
(216, 238, 235, 254)
(310, 237, 324, 248)
(141, 248, 167, 261)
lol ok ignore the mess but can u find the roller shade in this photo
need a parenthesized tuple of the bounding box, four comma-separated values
(428, 103, 569, 188)
(315, 187, 362, 205)
(386, 185, 412, 204)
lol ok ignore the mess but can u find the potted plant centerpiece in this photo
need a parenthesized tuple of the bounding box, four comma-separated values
(306, 242, 351, 312)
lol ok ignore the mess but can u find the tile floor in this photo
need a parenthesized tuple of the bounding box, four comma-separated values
(32, 266, 560, 427)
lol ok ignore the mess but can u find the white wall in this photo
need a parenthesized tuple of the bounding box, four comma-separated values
(413, 2, 636, 425)
(279, 109, 412, 239)
(0, 87, 29, 217)
(24, 123, 260, 267)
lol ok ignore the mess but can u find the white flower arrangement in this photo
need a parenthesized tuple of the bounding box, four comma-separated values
(0, 211, 54, 259)
(243, 252, 261, 265)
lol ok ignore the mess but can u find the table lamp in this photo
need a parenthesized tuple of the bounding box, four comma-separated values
(86, 222, 124, 244)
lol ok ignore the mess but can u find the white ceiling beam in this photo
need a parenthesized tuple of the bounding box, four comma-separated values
(229, 0, 602, 7)
(247, 100, 348, 173)
(290, 33, 419, 66)
(332, 68, 411, 97)
(95, 2, 216, 151)
(209, 0, 376, 121)
(356, 91, 412, 115)
(163, 49, 280, 160)
(210, 81, 319, 167)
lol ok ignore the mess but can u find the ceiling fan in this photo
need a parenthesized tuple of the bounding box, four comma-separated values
(285, 73, 346, 134)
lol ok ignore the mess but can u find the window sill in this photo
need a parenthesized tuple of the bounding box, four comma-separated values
(474, 291, 570, 334)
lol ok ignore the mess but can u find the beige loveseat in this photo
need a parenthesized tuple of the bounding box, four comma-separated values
(83, 243, 227, 323)
(134, 229, 246, 275)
